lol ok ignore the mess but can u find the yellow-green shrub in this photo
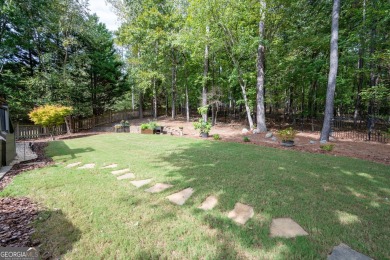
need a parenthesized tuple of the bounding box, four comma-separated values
(29, 105, 72, 138)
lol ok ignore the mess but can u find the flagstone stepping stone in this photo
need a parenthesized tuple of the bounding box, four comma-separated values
(117, 173, 135, 180)
(111, 169, 130, 175)
(167, 188, 194, 205)
(145, 183, 173, 193)
(130, 179, 152, 188)
(270, 218, 308, 238)
(328, 243, 372, 260)
(198, 195, 218, 210)
(101, 164, 118, 169)
(65, 162, 82, 168)
(78, 163, 95, 169)
(228, 203, 254, 225)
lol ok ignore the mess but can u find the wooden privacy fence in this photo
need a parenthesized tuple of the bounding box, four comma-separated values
(15, 124, 67, 140)
(16, 110, 152, 140)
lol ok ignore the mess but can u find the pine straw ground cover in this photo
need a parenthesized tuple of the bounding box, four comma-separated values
(0, 134, 389, 259)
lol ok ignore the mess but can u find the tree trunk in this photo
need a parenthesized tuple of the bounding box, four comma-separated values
(202, 26, 209, 122)
(171, 48, 177, 119)
(368, 0, 378, 119)
(354, 0, 366, 126)
(139, 90, 143, 119)
(238, 75, 254, 129)
(256, 0, 267, 132)
(153, 77, 157, 119)
(185, 79, 190, 123)
(65, 116, 72, 134)
(165, 89, 168, 116)
(131, 86, 135, 112)
(320, 0, 340, 141)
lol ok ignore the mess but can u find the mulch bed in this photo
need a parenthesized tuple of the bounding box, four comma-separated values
(0, 142, 52, 247)
(0, 197, 39, 247)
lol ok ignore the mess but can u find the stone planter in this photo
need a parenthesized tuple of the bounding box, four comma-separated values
(281, 140, 294, 147)
(141, 129, 154, 134)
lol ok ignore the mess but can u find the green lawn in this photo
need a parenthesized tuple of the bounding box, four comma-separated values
(1, 134, 389, 259)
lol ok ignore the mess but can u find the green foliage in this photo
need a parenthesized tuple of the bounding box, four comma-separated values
(140, 121, 158, 130)
(243, 136, 250, 142)
(114, 121, 129, 130)
(2, 0, 390, 126)
(197, 106, 209, 116)
(360, 85, 390, 105)
(1, 0, 125, 120)
(28, 105, 72, 136)
(320, 144, 335, 152)
(278, 127, 297, 141)
(193, 119, 212, 134)
(121, 120, 130, 127)
(213, 134, 221, 140)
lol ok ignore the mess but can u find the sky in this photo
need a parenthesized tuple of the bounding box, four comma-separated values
(88, 0, 120, 31)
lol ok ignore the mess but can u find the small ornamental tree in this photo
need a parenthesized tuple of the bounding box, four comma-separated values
(29, 105, 72, 139)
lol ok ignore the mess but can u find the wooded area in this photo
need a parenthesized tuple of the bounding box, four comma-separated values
(1, 0, 389, 139)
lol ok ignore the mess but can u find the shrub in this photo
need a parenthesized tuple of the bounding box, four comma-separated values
(194, 106, 212, 135)
(140, 123, 149, 130)
(194, 119, 212, 134)
(278, 127, 297, 141)
(120, 120, 130, 127)
(320, 144, 335, 151)
(29, 105, 72, 139)
(197, 105, 208, 116)
(213, 134, 221, 140)
(243, 136, 250, 142)
(141, 121, 158, 130)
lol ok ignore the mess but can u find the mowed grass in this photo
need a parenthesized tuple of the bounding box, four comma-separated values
(1, 134, 389, 259)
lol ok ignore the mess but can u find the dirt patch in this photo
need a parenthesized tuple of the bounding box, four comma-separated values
(0, 197, 39, 247)
(12, 117, 390, 167)
(126, 116, 390, 165)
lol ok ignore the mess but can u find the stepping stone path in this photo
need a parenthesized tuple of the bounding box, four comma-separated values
(328, 243, 372, 260)
(111, 169, 130, 175)
(78, 163, 95, 169)
(117, 173, 135, 180)
(270, 218, 308, 238)
(228, 203, 254, 225)
(65, 162, 82, 168)
(130, 179, 152, 188)
(198, 195, 218, 210)
(145, 183, 173, 193)
(167, 188, 194, 206)
(101, 164, 118, 169)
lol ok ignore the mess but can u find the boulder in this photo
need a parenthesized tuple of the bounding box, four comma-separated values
(242, 128, 249, 134)
(265, 132, 273, 138)
(253, 129, 261, 134)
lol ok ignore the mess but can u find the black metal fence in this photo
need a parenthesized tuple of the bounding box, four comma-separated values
(332, 117, 389, 143)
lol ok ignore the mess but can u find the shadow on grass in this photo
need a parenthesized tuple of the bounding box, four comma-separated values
(34, 209, 81, 259)
(153, 140, 390, 259)
(45, 141, 94, 159)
